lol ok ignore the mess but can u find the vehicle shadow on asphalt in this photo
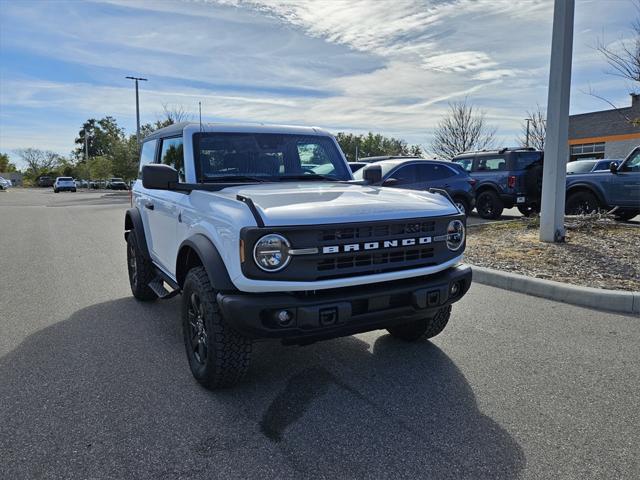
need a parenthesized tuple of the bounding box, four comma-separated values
(0, 297, 525, 479)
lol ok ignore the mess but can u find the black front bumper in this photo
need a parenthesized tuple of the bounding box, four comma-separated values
(217, 264, 471, 344)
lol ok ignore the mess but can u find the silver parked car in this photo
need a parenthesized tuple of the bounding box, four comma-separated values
(53, 177, 77, 193)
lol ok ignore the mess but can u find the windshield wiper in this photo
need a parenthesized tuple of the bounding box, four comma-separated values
(203, 175, 271, 183)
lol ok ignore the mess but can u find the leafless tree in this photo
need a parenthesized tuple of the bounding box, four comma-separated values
(430, 98, 497, 160)
(597, 2, 640, 86)
(15, 148, 59, 177)
(589, 1, 640, 124)
(518, 105, 546, 150)
(158, 104, 191, 126)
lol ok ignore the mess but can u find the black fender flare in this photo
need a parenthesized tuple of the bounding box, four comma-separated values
(124, 208, 150, 259)
(176, 234, 236, 292)
(475, 183, 501, 195)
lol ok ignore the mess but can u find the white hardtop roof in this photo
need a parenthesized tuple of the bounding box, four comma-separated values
(144, 122, 333, 140)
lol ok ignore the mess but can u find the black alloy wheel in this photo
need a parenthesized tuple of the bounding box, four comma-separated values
(187, 292, 208, 365)
(476, 190, 504, 219)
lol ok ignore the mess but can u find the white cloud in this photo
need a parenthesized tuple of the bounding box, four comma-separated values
(0, 0, 635, 160)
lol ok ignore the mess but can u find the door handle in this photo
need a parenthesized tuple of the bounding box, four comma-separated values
(144, 202, 154, 210)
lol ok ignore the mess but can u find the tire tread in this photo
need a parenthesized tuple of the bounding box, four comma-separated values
(183, 267, 252, 389)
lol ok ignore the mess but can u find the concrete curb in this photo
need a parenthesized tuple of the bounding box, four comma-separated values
(472, 265, 640, 315)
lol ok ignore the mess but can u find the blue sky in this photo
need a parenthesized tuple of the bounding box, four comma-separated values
(0, 0, 636, 166)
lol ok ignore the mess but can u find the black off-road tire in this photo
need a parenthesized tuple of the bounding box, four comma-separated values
(126, 232, 157, 301)
(387, 305, 452, 341)
(476, 190, 504, 219)
(182, 267, 252, 389)
(565, 191, 600, 215)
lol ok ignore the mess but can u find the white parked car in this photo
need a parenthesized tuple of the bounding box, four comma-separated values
(0, 176, 11, 190)
(53, 177, 77, 193)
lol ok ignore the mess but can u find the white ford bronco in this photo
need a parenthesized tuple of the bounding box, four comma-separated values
(125, 122, 471, 388)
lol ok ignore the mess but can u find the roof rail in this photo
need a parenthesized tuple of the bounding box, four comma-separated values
(457, 146, 538, 156)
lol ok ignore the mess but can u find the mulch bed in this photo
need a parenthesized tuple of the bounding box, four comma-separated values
(465, 216, 640, 292)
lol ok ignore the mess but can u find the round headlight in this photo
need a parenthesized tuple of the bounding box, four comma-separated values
(253, 234, 291, 272)
(446, 220, 465, 251)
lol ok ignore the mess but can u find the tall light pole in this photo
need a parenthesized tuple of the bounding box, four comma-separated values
(540, 0, 574, 243)
(125, 76, 147, 146)
(525, 118, 533, 147)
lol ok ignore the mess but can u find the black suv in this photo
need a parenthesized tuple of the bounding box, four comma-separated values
(452, 148, 543, 219)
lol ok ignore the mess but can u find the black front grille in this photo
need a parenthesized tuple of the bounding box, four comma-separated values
(240, 215, 464, 282)
(319, 220, 435, 242)
(318, 247, 434, 271)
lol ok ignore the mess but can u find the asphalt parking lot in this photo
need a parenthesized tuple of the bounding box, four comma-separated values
(1, 188, 639, 480)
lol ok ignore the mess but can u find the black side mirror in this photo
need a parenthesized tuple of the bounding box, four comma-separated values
(142, 164, 178, 189)
(363, 165, 382, 184)
(610, 162, 618, 174)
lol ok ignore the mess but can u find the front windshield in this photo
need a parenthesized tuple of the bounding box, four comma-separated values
(566, 161, 596, 174)
(194, 132, 351, 182)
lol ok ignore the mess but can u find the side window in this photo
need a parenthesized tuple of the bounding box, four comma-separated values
(160, 137, 185, 182)
(453, 158, 473, 172)
(623, 149, 640, 172)
(476, 156, 506, 171)
(514, 152, 543, 170)
(388, 165, 418, 185)
(417, 164, 455, 181)
(138, 140, 157, 178)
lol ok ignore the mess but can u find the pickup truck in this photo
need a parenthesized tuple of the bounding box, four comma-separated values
(565, 146, 640, 221)
(124, 123, 472, 388)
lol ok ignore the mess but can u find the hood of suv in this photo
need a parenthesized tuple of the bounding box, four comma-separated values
(218, 182, 459, 226)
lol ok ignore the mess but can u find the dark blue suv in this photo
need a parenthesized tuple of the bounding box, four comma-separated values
(565, 146, 640, 221)
(452, 148, 544, 219)
(354, 159, 476, 214)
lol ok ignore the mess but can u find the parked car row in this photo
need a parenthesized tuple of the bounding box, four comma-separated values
(351, 145, 639, 221)
(36, 176, 132, 191)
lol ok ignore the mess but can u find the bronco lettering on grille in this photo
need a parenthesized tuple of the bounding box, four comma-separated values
(322, 236, 432, 254)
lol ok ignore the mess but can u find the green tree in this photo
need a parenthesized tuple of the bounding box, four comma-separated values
(88, 156, 112, 180)
(56, 157, 79, 178)
(335, 132, 423, 162)
(74, 116, 125, 159)
(110, 135, 139, 180)
(0, 153, 18, 172)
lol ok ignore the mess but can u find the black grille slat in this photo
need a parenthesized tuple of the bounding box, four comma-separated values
(315, 247, 435, 273)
